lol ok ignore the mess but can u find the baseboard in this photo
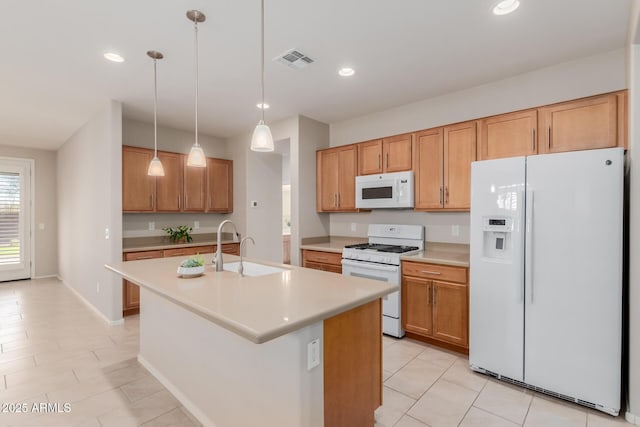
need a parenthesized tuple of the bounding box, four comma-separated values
(626, 412, 640, 425)
(59, 276, 124, 326)
(137, 354, 214, 427)
(32, 274, 58, 280)
(404, 332, 469, 355)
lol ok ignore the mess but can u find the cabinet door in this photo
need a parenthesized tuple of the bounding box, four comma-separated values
(123, 280, 140, 310)
(401, 276, 432, 336)
(317, 149, 339, 211)
(155, 151, 183, 212)
(539, 94, 618, 154)
(358, 140, 383, 175)
(414, 128, 444, 210)
(443, 121, 476, 210)
(183, 158, 206, 211)
(206, 158, 233, 213)
(432, 281, 468, 347)
(337, 146, 358, 211)
(122, 146, 155, 212)
(383, 133, 412, 172)
(479, 110, 537, 160)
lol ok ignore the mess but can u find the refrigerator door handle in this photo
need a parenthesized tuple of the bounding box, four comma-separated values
(525, 190, 534, 304)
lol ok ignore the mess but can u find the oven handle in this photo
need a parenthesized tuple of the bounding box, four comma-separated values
(341, 258, 399, 272)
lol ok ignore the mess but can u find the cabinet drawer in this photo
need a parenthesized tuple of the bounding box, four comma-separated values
(303, 250, 342, 266)
(402, 261, 467, 284)
(124, 250, 163, 261)
(221, 243, 240, 255)
(163, 246, 214, 257)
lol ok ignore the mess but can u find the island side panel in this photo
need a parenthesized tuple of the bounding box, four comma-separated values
(138, 288, 324, 427)
(324, 299, 382, 427)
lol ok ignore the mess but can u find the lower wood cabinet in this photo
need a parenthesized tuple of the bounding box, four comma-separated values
(301, 249, 343, 274)
(123, 243, 240, 316)
(402, 261, 468, 353)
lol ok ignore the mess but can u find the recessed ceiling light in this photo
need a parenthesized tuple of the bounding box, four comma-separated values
(256, 103, 270, 109)
(493, 0, 520, 15)
(104, 52, 125, 63)
(338, 67, 355, 77)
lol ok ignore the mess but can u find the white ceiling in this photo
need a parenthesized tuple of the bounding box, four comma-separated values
(0, 0, 632, 150)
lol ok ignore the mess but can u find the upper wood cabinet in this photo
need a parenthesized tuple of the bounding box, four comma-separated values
(183, 157, 206, 212)
(155, 151, 183, 212)
(122, 146, 155, 212)
(206, 158, 233, 213)
(122, 146, 233, 213)
(317, 145, 358, 212)
(358, 134, 413, 175)
(415, 122, 476, 211)
(538, 93, 619, 154)
(478, 109, 538, 160)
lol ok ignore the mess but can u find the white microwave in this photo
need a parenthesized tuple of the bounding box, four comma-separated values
(355, 171, 414, 209)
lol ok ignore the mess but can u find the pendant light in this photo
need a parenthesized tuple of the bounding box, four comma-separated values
(186, 10, 207, 167)
(250, 0, 274, 152)
(147, 51, 165, 176)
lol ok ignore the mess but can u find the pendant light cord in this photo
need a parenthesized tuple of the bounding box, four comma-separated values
(261, 0, 265, 123)
(194, 19, 200, 147)
(153, 58, 158, 157)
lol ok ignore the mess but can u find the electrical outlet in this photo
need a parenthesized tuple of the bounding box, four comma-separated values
(350, 223, 357, 232)
(251, 200, 258, 208)
(194, 221, 200, 229)
(307, 338, 320, 370)
(104, 228, 110, 240)
(148, 221, 155, 231)
(38, 223, 45, 230)
(96, 282, 100, 293)
(451, 225, 460, 237)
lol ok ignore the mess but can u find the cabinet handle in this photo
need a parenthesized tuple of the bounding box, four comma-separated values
(172, 252, 185, 256)
(378, 154, 381, 169)
(334, 193, 338, 208)
(338, 193, 341, 207)
(178, 195, 181, 209)
(547, 127, 551, 149)
(531, 128, 536, 151)
(316, 257, 328, 261)
(184, 195, 188, 208)
(150, 194, 154, 209)
(208, 195, 211, 209)
(386, 153, 389, 169)
(136, 256, 153, 260)
(427, 284, 431, 305)
(421, 270, 442, 275)
(433, 286, 436, 305)
(444, 187, 449, 205)
(439, 186, 443, 205)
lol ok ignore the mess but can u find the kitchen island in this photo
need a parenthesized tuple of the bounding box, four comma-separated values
(105, 255, 397, 427)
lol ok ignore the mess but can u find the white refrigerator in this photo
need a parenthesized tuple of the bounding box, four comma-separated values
(469, 148, 623, 416)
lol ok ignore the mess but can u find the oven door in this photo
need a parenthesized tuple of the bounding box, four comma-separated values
(341, 259, 401, 317)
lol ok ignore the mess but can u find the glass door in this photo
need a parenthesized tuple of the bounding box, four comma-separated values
(0, 158, 31, 281)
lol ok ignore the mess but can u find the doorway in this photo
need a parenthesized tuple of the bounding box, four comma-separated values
(275, 140, 291, 264)
(0, 158, 32, 282)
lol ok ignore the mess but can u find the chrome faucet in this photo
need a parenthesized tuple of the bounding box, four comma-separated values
(215, 220, 240, 272)
(238, 237, 255, 277)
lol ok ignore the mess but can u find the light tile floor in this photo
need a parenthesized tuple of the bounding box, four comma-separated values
(0, 278, 634, 427)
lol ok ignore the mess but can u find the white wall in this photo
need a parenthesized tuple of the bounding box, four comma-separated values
(626, 1, 640, 421)
(121, 118, 231, 237)
(327, 48, 627, 244)
(0, 145, 57, 277)
(57, 101, 123, 322)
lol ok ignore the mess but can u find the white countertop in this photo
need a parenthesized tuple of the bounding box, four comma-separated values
(106, 255, 397, 344)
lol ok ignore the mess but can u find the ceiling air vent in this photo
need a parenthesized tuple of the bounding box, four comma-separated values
(273, 49, 314, 70)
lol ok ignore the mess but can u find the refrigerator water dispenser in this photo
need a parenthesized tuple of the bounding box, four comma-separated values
(482, 217, 513, 260)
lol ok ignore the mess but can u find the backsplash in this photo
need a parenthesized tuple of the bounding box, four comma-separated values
(123, 213, 231, 238)
(329, 211, 470, 244)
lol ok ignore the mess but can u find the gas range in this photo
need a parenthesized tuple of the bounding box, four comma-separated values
(341, 224, 425, 338)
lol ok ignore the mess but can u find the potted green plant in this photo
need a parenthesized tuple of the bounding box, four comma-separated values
(177, 254, 205, 277)
(163, 225, 193, 243)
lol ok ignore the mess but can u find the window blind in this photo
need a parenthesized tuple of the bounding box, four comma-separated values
(0, 172, 21, 265)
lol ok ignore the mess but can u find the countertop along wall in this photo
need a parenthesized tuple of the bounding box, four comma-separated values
(328, 48, 627, 244)
(121, 118, 231, 238)
(0, 144, 58, 277)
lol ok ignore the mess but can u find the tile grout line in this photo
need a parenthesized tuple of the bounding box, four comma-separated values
(456, 373, 490, 427)
(396, 356, 460, 414)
